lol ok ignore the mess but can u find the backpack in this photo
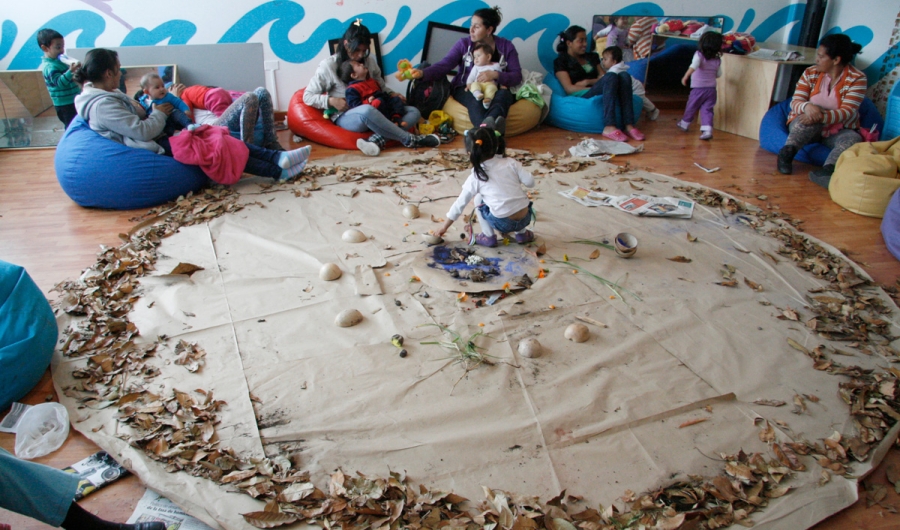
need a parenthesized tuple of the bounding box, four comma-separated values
(405, 63, 452, 117)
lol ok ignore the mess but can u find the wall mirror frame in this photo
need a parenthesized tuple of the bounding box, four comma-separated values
(0, 64, 177, 149)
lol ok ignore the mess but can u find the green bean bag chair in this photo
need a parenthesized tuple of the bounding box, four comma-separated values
(0, 261, 57, 411)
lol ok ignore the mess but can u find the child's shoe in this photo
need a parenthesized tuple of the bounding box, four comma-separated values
(514, 230, 535, 244)
(475, 233, 498, 247)
(700, 131, 713, 141)
(357, 134, 386, 156)
(648, 107, 660, 121)
(676, 120, 690, 132)
(409, 134, 441, 149)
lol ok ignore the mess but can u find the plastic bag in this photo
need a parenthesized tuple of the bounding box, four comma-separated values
(15, 402, 69, 459)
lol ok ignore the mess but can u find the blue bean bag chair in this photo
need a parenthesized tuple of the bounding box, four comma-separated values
(759, 98, 885, 167)
(545, 74, 643, 134)
(55, 117, 209, 210)
(0, 261, 57, 412)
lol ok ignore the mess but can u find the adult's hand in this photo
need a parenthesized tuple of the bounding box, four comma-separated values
(800, 103, 824, 125)
(328, 97, 348, 112)
(169, 83, 186, 98)
(476, 70, 500, 83)
(152, 102, 174, 116)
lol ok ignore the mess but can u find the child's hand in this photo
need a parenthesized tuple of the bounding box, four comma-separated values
(681, 77, 689, 86)
(435, 218, 454, 237)
(153, 102, 174, 116)
(68, 61, 80, 72)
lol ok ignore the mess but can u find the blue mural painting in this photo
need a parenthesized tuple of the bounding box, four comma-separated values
(0, 0, 893, 87)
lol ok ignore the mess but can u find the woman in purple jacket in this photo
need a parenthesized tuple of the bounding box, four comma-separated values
(418, 6, 522, 128)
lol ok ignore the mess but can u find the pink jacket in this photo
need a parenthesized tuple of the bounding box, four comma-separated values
(170, 125, 248, 185)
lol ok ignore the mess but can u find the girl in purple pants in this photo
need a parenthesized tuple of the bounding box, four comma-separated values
(677, 31, 724, 141)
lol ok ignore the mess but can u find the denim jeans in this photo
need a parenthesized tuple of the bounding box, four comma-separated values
(452, 85, 514, 127)
(478, 202, 534, 233)
(584, 72, 635, 127)
(336, 104, 420, 145)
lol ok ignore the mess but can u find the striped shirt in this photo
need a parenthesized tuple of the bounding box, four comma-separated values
(788, 64, 867, 129)
(41, 57, 81, 106)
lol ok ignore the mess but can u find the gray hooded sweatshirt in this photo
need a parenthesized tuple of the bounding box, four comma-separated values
(74, 83, 168, 154)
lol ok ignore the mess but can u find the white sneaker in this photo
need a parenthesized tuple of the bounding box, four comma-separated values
(356, 138, 380, 157)
(648, 107, 660, 121)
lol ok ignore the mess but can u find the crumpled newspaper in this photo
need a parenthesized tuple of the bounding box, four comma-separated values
(569, 138, 644, 159)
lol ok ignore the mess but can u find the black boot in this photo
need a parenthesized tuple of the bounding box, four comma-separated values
(777, 145, 797, 175)
(808, 164, 836, 188)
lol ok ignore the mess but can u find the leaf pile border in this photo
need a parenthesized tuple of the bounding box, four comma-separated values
(52, 155, 900, 529)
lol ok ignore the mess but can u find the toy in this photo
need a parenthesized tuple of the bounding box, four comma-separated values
(394, 59, 421, 82)
(655, 19, 685, 34)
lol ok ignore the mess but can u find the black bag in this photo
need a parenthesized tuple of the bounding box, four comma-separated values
(405, 63, 452, 117)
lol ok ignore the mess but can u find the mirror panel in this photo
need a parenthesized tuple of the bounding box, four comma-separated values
(0, 65, 177, 149)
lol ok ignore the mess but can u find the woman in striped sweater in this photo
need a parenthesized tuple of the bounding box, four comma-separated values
(777, 34, 866, 185)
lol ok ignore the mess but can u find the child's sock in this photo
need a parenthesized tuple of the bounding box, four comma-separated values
(676, 120, 690, 132)
(700, 125, 713, 141)
(472, 90, 484, 100)
(278, 145, 312, 169)
(483, 99, 491, 109)
(278, 159, 308, 181)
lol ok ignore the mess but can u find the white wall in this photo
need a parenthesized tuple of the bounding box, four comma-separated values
(1, 1, 895, 110)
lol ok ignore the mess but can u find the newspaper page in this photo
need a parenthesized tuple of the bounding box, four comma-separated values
(62, 450, 129, 500)
(127, 489, 217, 530)
(748, 48, 803, 61)
(559, 187, 694, 218)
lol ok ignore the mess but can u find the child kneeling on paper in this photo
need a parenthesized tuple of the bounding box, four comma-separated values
(435, 123, 536, 248)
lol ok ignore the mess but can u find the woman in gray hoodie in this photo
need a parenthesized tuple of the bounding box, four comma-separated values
(73, 49, 311, 181)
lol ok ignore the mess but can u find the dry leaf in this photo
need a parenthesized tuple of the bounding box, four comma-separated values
(170, 262, 204, 276)
(744, 278, 763, 291)
(716, 279, 738, 287)
(588, 249, 600, 260)
(757, 419, 775, 443)
(753, 399, 786, 407)
(686, 233, 697, 242)
(678, 418, 707, 428)
(668, 256, 692, 263)
(241, 511, 300, 528)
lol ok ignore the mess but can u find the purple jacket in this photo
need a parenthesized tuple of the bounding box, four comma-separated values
(420, 36, 522, 89)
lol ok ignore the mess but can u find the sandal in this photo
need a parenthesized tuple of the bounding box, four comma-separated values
(626, 127, 645, 141)
(602, 129, 629, 142)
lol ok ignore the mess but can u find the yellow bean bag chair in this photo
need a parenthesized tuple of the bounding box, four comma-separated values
(829, 137, 900, 218)
(443, 97, 541, 137)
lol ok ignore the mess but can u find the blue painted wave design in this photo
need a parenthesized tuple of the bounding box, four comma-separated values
(0, 2, 893, 88)
(8, 11, 105, 69)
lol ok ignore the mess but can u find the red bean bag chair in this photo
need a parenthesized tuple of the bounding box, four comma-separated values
(287, 88, 399, 150)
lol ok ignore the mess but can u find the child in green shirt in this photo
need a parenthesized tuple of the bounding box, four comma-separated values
(38, 28, 81, 128)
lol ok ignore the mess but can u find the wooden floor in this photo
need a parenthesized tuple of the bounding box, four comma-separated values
(1, 110, 899, 528)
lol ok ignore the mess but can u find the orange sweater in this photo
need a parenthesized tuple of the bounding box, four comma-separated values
(787, 64, 867, 129)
